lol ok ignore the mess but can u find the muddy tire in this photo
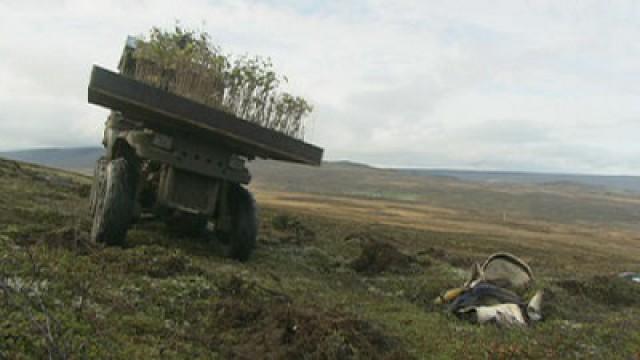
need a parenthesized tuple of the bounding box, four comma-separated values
(219, 184, 258, 262)
(89, 157, 107, 218)
(90, 158, 134, 246)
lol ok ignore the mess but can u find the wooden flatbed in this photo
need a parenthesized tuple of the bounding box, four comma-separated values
(88, 65, 323, 166)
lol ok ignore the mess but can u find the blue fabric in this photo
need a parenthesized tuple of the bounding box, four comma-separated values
(449, 282, 524, 312)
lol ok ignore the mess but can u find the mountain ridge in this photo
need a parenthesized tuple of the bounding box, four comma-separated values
(2, 146, 639, 193)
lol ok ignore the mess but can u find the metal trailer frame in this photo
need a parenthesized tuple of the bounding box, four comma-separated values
(87, 39, 323, 261)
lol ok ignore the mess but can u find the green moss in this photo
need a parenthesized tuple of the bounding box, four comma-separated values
(1, 158, 639, 359)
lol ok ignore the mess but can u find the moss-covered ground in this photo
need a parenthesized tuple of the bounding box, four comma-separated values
(1, 158, 639, 359)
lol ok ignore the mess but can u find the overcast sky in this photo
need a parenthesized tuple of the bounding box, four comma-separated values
(1, 0, 639, 175)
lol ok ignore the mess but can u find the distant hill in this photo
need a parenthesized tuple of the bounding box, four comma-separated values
(2, 147, 639, 195)
(2, 146, 640, 227)
(0, 147, 103, 171)
(403, 169, 640, 194)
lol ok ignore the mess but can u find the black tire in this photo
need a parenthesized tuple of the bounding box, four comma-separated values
(89, 157, 107, 219)
(90, 158, 134, 246)
(219, 184, 258, 262)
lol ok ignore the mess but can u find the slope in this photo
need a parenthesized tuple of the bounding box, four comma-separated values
(1, 157, 639, 358)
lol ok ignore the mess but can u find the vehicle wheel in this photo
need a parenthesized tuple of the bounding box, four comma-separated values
(89, 157, 107, 218)
(218, 184, 258, 262)
(90, 158, 134, 246)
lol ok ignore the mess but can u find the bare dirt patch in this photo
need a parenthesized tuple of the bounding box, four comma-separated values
(215, 276, 412, 359)
(348, 234, 420, 275)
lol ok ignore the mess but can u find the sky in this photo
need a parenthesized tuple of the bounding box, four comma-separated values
(0, 0, 639, 175)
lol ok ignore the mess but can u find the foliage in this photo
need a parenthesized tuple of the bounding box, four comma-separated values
(130, 25, 313, 139)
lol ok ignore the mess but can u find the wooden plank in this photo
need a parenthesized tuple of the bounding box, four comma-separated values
(88, 66, 323, 166)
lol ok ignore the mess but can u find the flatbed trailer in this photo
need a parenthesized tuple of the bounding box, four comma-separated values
(88, 66, 323, 166)
(87, 39, 323, 261)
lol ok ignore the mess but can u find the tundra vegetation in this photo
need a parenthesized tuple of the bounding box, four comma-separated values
(1, 157, 639, 359)
(130, 25, 312, 139)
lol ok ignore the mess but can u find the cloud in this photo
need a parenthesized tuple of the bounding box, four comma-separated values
(0, 0, 639, 175)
